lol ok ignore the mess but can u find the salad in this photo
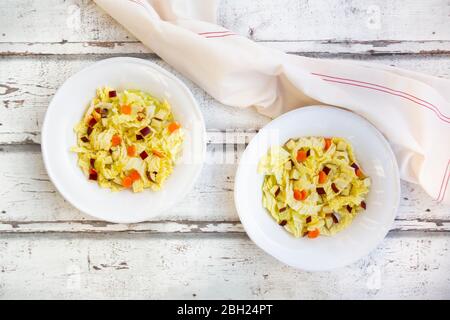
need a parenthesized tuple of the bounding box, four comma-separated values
(258, 137, 370, 238)
(71, 87, 184, 192)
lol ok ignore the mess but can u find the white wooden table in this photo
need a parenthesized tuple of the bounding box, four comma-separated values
(1, 0, 449, 299)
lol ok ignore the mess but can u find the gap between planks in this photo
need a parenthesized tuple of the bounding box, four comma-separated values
(0, 219, 449, 233)
(1, 40, 450, 56)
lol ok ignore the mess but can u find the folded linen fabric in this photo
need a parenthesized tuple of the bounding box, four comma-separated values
(94, 0, 450, 204)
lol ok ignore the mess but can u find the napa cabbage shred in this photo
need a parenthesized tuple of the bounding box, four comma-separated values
(258, 137, 370, 238)
(71, 87, 184, 192)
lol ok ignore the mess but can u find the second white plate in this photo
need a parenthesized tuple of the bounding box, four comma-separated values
(234, 106, 400, 271)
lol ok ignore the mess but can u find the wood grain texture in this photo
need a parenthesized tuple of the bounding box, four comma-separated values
(0, 0, 449, 55)
(1, 219, 449, 234)
(0, 233, 449, 299)
(2, 40, 449, 56)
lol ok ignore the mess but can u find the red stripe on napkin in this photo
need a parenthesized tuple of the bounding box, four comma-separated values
(204, 33, 236, 38)
(313, 72, 450, 201)
(198, 31, 232, 35)
(198, 31, 237, 38)
(312, 72, 450, 122)
(437, 160, 450, 202)
(317, 77, 450, 124)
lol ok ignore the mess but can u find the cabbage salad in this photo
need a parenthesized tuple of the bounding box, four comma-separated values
(71, 87, 184, 192)
(258, 137, 370, 238)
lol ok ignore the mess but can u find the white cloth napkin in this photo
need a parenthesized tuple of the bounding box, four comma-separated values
(94, 0, 450, 204)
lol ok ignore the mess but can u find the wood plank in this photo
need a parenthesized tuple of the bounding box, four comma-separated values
(0, 0, 449, 55)
(0, 219, 449, 234)
(1, 55, 449, 145)
(0, 220, 244, 234)
(0, 145, 448, 232)
(0, 233, 449, 299)
(2, 40, 449, 56)
(220, 0, 450, 42)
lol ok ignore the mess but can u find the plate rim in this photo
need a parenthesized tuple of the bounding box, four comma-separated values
(234, 105, 400, 271)
(41, 57, 206, 223)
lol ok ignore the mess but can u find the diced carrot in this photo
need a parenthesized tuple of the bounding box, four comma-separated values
(356, 168, 364, 178)
(324, 138, 332, 151)
(152, 149, 164, 158)
(120, 104, 132, 115)
(127, 145, 136, 157)
(301, 190, 307, 200)
(129, 169, 141, 182)
(294, 189, 307, 201)
(318, 170, 327, 184)
(111, 135, 121, 147)
(168, 121, 181, 133)
(307, 229, 320, 239)
(122, 176, 133, 188)
(296, 150, 308, 162)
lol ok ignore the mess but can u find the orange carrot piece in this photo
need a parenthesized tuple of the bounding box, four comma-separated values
(318, 170, 327, 184)
(129, 169, 141, 182)
(121, 104, 132, 115)
(127, 145, 136, 157)
(307, 229, 320, 239)
(122, 176, 133, 188)
(324, 138, 332, 150)
(300, 190, 307, 200)
(168, 121, 181, 133)
(111, 135, 122, 147)
(294, 189, 307, 201)
(296, 150, 308, 162)
(152, 149, 164, 158)
(356, 168, 364, 178)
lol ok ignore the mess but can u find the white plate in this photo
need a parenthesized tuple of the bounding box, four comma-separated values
(234, 106, 400, 271)
(42, 57, 206, 223)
